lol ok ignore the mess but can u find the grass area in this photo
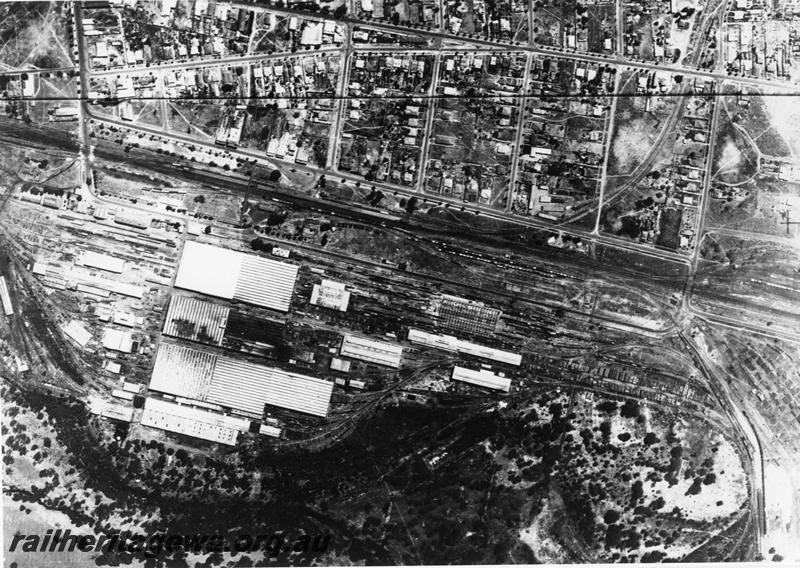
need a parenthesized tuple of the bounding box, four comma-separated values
(0, 3, 73, 70)
(166, 102, 223, 140)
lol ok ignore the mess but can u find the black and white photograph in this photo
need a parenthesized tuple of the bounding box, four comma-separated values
(1, 0, 798, 565)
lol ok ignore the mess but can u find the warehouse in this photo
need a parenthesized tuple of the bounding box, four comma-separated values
(62, 320, 92, 347)
(112, 311, 144, 328)
(407, 328, 522, 366)
(102, 328, 135, 353)
(175, 241, 299, 312)
(140, 397, 251, 446)
(340, 335, 403, 368)
(148, 342, 333, 417)
(438, 295, 500, 336)
(310, 279, 351, 311)
(88, 396, 134, 422)
(163, 295, 230, 345)
(451, 366, 511, 392)
(81, 275, 145, 299)
(259, 424, 282, 438)
(149, 343, 217, 401)
(0, 276, 13, 316)
(209, 358, 333, 417)
(78, 251, 126, 274)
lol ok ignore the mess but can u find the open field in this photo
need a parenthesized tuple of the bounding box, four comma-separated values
(0, 2, 73, 70)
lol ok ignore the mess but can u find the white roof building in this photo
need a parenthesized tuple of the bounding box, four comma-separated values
(62, 320, 92, 347)
(175, 241, 298, 312)
(0, 276, 13, 316)
(112, 311, 144, 328)
(140, 397, 251, 446)
(149, 343, 333, 417)
(407, 328, 522, 366)
(209, 358, 332, 417)
(259, 424, 282, 438)
(78, 251, 125, 273)
(451, 366, 511, 392)
(102, 328, 135, 353)
(310, 279, 350, 311)
(340, 335, 403, 368)
(112, 388, 135, 401)
(149, 343, 217, 401)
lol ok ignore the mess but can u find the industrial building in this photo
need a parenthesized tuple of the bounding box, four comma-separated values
(259, 424, 282, 438)
(79, 275, 144, 299)
(112, 388, 135, 401)
(438, 294, 500, 336)
(0, 276, 13, 316)
(340, 334, 403, 368)
(148, 342, 333, 417)
(174, 241, 299, 312)
(78, 251, 126, 274)
(149, 343, 217, 401)
(102, 328, 135, 353)
(88, 396, 134, 422)
(140, 397, 251, 446)
(407, 328, 522, 366)
(209, 358, 333, 417)
(112, 312, 144, 328)
(330, 357, 351, 373)
(310, 279, 351, 311)
(62, 320, 92, 348)
(163, 295, 230, 345)
(451, 366, 511, 392)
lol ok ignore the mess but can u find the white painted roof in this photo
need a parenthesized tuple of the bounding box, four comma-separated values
(140, 397, 249, 446)
(340, 335, 403, 368)
(209, 358, 333, 417)
(451, 366, 511, 392)
(148, 343, 333, 417)
(149, 342, 217, 400)
(407, 328, 522, 366)
(79, 251, 125, 273)
(175, 241, 298, 312)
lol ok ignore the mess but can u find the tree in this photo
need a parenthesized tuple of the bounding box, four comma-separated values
(333, 5, 347, 18)
(269, 170, 282, 182)
(204, 226, 212, 235)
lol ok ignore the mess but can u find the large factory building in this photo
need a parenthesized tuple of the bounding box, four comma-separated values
(148, 343, 333, 417)
(174, 241, 299, 312)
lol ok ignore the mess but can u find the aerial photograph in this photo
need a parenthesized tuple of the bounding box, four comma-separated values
(2, 0, 800, 566)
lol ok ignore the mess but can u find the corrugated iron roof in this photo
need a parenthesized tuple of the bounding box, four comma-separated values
(174, 241, 298, 312)
(149, 342, 217, 400)
(233, 254, 298, 312)
(163, 295, 230, 345)
(209, 358, 332, 417)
